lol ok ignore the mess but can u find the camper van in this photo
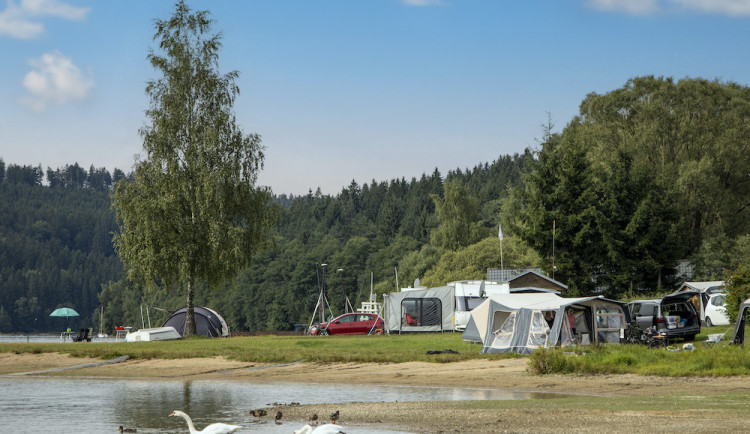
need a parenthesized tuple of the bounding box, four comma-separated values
(450, 280, 510, 331)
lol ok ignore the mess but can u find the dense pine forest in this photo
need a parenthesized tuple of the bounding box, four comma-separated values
(2, 76, 750, 333)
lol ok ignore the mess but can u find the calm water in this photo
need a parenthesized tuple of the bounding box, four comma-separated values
(0, 377, 547, 433)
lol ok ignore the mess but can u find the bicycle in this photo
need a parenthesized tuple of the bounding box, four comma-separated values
(625, 325, 669, 349)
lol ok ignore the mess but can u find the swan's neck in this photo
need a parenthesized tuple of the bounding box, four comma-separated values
(179, 413, 198, 434)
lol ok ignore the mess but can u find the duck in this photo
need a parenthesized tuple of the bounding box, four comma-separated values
(168, 410, 242, 434)
(309, 413, 318, 424)
(329, 410, 340, 424)
(118, 427, 137, 433)
(275, 410, 283, 424)
(293, 423, 347, 434)
(249, 409, 268, 420)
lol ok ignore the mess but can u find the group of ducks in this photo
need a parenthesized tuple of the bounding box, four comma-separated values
(118, 409, 346, 434)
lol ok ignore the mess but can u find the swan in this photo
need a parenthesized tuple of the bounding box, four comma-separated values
(168, 411, 242, 434)
(293, 423, 346, 434)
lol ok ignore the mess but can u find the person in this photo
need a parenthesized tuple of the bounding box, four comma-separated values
(567, 311, 576, 335)
(404, 312, 418, 326)
(544, 311, 555, 328)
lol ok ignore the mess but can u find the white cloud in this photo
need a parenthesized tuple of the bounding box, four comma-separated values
(586, 0, 750, 16)
(0, 0, 90, 39)
(18, 50, 94, 111)
(402, 0, 444, 6)
(671, 0, 750, 16)
(585, 0, 661, 15)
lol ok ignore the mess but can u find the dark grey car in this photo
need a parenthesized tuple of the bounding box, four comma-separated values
(627, 291, 701, 341)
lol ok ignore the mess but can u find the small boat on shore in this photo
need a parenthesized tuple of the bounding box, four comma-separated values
(125, 326, 181, 342)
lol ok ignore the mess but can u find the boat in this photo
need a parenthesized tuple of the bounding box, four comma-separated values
(124, 326, 182, 342)
(97, 306, 108, 338)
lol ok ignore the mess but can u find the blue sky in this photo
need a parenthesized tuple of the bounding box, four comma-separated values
(1, 0, 749, 195)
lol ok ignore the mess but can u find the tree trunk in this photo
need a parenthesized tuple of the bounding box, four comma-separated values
(185, 276, 196, 336)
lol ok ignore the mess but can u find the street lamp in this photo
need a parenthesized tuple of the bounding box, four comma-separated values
(337, 268, 345, 313)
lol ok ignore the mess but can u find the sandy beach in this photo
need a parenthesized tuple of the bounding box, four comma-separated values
(2, 352, 750, 432)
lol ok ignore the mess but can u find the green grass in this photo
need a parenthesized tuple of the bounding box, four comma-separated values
(6, 324, 750, 377)
(528, 325, 750, 376)
(0, 332, 519, 364)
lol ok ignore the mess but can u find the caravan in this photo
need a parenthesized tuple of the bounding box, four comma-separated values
(383, 280, 561, 333)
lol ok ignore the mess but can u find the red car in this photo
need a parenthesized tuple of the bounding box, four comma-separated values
(308, 313, 384, 336)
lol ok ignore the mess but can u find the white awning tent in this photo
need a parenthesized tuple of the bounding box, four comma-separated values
(383, 286, 455, 332)
(462, 293, 627, 354)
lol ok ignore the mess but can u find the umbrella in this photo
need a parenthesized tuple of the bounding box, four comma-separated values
(50, 307, 80, 331)
(50, 307, 80, 318)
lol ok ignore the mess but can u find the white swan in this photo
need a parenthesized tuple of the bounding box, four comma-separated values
(169, 411, 242, 434)
(293, 423, 347, 434)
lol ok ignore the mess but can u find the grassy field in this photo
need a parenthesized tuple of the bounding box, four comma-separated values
(0, 332, 512, 364)
(4, 325, 750, 377)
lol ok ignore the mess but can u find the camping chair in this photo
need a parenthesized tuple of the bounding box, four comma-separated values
(703, 329, 730, 348)
(72, 328, 87, 342)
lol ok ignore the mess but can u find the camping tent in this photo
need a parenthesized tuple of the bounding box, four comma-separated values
(729, 298, 750, 345)
(462, 293, 627, 354)
(383, 286, 455, 333)
(161, 306, 229, 338)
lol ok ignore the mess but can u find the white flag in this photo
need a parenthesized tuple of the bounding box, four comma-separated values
(498, 224, 503, 241)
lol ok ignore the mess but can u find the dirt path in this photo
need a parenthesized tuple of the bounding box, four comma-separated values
(3, 353, 750, 432)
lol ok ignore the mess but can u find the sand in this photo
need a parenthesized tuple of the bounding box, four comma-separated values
(2, 353, 750, 432)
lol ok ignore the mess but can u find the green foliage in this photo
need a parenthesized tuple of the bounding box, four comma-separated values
(0, 333, 514, 364)
(111, 1, 278, 335)
(430, 179, 485, 250)
(421, 236, 542, 287)
(508, 76, 750, 295)
(0, 180, 122, 333)
(528, 341, 750, 377)
(725, 265, 750, 322)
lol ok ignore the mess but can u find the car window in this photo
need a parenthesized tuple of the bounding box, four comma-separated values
(338, 315, 356, 323)
(630, 304, 641, 315)
(357, 314, 373, 322)
(712, 296, 725, 306)
(638, 304, 656, 316)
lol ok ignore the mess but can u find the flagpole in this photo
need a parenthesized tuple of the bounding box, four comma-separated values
(498, 224, 504, 281)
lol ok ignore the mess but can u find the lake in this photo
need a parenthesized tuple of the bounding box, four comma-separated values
(0, 376, 548, 433)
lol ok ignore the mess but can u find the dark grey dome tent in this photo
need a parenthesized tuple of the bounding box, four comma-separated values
(161, 306, 229, 338)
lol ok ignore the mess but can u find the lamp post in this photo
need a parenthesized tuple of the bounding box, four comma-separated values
(337, 268, 345, 313)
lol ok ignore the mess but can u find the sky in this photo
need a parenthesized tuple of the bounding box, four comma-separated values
(1, 0, 749, 196)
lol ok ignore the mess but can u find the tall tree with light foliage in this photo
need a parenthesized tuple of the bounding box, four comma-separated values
(112, 1, 278, 335)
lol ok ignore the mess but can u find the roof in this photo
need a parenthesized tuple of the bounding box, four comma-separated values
(508, 270, 569, 290)
(678, 281, 724, 292)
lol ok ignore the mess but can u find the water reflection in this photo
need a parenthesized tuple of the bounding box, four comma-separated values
(1, 377, 560, 433)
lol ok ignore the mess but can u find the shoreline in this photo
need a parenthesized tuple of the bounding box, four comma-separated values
(3, 353, 750, 432)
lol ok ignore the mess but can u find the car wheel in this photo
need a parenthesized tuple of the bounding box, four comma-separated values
(705, 317, 713, 328)
(684, 334, 696, 342)
(319, 329, 330, 336)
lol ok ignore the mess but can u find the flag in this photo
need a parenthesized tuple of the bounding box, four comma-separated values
(498, 224, 503, 241)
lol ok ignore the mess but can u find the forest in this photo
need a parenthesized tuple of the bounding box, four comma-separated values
(1, 76, 750, 333)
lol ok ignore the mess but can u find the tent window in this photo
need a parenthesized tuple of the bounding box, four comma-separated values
(401, 298, 442, 327)
(528, 310, 550, 348)
(594, 303, 624, 343)
(457, 296, 485, 311)
(493, 311, 516, 348)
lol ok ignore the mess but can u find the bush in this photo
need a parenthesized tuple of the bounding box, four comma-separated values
(725, 265, 750, 322)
